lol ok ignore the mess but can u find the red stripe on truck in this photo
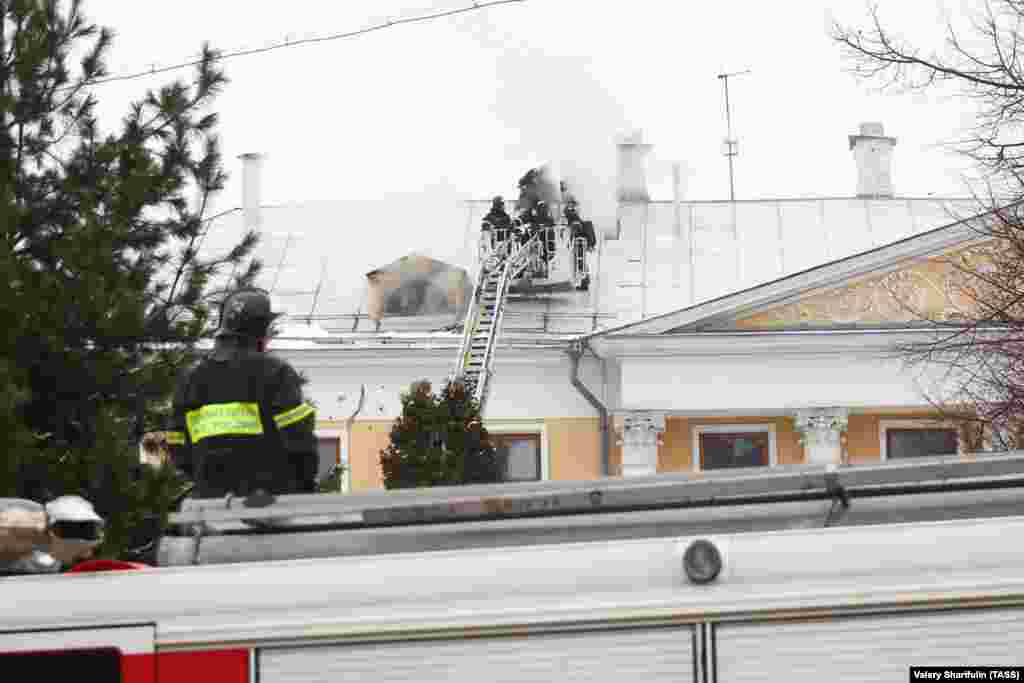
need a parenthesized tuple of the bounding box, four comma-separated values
(123, 653, 156, 682)
(156, 649, 249, 682)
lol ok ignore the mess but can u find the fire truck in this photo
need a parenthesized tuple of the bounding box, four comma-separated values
(2, 452, 1024, 681)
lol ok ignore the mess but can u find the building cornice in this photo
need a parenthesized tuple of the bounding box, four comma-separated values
(589, 328, 955, 358)
(273, 341, 574, 367)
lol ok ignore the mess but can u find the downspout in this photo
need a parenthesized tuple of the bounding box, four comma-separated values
(569, 340, 610, 476)
(343, 385, 367, 493)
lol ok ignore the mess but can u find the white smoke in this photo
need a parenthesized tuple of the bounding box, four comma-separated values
(454, 8, 634, 231)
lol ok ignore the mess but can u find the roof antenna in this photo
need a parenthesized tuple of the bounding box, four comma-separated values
(717, 69, 751, 201)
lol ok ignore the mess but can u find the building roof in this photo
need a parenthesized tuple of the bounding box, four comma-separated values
(193, 193, 987, 344)
(196, 199, 478, 319)
(585, 202, 999, 338)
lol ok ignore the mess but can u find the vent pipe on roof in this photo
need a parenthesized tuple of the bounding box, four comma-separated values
(238, 152, 264, 230)
(849, 122, 896, 199)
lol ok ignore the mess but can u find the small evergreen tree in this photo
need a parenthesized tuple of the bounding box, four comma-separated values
(1, 0, 259, 558)
(380, 380, 503, 489)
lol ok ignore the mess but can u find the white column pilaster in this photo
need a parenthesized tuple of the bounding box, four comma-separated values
(618, 412, 666, 477)
(793, 407, 849, 465)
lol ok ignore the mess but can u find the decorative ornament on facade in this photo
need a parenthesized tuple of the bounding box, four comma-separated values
(738, 242, 999, 328)
(618, 412, 667, 448)
(793, 407, 850, 448)
(617, 412, 666, 477)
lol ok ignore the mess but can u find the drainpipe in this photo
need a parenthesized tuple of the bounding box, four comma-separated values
(569, 340, 610, 476)
(343, 385, 367, 493)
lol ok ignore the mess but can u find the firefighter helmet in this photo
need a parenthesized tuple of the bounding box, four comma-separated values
(217, 288, 280, 338)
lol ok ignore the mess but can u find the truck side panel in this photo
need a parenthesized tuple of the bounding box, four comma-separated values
(716, 607, 1024, 681)
(259, 626, 695, 683)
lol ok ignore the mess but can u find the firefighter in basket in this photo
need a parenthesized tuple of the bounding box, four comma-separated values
(166, 288, 318, 501)
(481, 196, 512, 253)
(564, 198, 596, 251)
(533, 201, 556, 264)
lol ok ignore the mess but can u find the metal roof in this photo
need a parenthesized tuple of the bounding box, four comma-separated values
(194, 196, 975, 331)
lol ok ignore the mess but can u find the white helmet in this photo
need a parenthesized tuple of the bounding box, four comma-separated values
(45, 495, 103, 524)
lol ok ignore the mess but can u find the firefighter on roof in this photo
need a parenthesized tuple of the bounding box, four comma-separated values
(165, 288, 318, 499)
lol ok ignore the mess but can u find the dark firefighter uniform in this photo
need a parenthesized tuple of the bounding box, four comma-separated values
(565, 201, 597, 250)
(482, 196, 512, 232)
(165, 289, 318, 499)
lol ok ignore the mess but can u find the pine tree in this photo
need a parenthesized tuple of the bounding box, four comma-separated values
(380, 380, 503, 489)
(0, 0, 260, 558)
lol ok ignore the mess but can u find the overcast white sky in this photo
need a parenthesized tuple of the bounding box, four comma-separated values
(83, 0, 981, 219)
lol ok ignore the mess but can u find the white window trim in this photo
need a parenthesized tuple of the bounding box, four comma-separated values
(879, 419, 961, 461)
(691, 423, 778, 472)
(484, 419, 550, 481)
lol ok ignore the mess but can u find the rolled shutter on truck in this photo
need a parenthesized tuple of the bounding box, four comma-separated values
(716, 607, 1024, 683)
(260, 625, 695, 683)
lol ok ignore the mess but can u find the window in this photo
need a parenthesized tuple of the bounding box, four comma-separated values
(692, 424, 777, 471)
(880, 420, 959, 460)
(315, 431, 349, 492)
(316, 437, 340, 481)
(490, 433, 542, 482)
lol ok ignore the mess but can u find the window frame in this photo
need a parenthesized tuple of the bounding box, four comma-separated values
(489, 432, 544, 483)
(315, 428, 348, 493)
(691, 423, 778, 472)
(878, 419, 961, 461)
(484, 419, 550, 481)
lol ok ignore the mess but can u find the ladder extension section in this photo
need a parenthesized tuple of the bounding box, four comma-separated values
(167, 451, 1024, 530)
(452, 235, 541, 412)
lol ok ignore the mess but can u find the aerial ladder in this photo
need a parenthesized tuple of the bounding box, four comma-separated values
(451, 232, 542, 412)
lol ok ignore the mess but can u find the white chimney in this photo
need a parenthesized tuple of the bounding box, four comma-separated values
(848, 122, 896, 199)
(238, 152, 264, 230)
(616, 130, 652, 202)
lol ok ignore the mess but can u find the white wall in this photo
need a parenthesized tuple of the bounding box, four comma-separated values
(281, 350, 609, 422)
(619, 352, 939, 412)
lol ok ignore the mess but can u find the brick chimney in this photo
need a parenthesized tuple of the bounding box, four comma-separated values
(848, 122, 896, 199)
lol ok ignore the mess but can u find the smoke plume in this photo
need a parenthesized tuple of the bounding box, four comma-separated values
(455, 9, 634, 232)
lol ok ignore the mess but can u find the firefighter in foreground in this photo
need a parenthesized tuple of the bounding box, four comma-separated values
(166, 289, 318, 500)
